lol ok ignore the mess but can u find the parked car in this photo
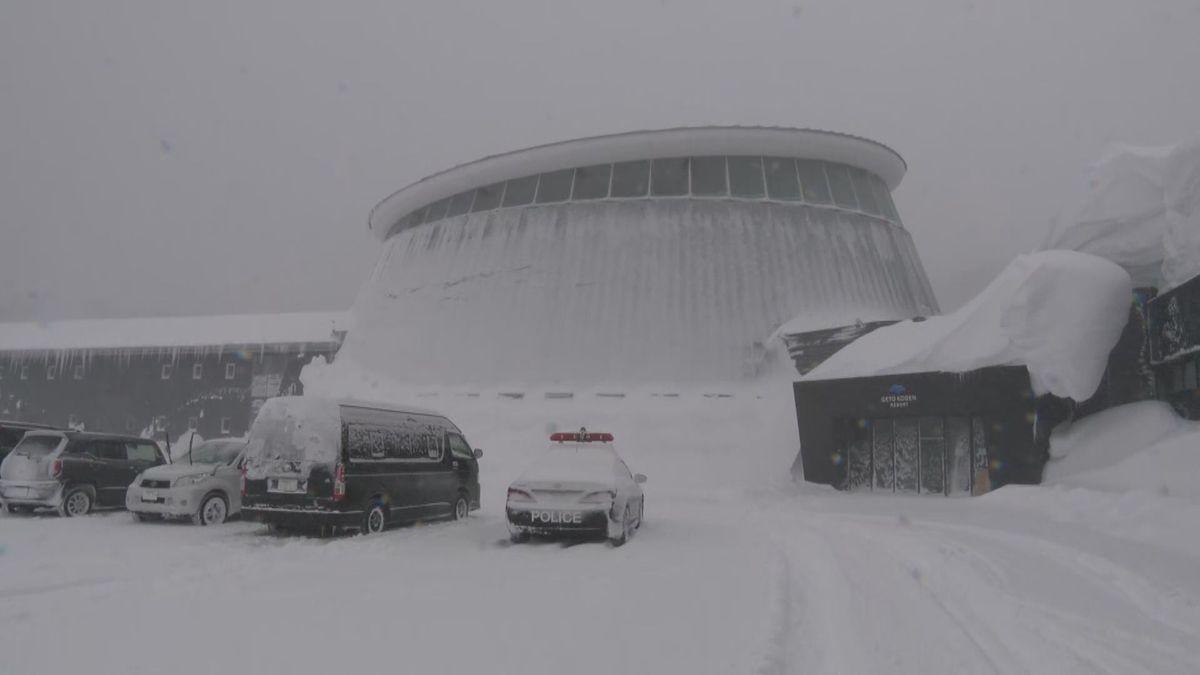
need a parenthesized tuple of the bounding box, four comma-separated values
(241, 396, 483, 535)
(506, 428, 646, 545)
(0, 420, 61, 465)
(0, 430, 168, 516)
(126, 438, 246, 525)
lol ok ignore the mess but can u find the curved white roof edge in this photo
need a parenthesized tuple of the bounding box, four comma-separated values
(369, 126, 907, 240)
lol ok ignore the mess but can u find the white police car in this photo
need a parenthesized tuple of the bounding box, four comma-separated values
(506, 428, 646, 545)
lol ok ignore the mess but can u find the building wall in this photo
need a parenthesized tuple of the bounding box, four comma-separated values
(0, 344, 333, 440)
(348, 199, 938, 386)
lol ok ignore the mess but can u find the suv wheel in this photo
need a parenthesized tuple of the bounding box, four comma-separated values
(194, 494, 228, 526)
(362, 503, 387, 534)
(453, 495, 469, 521)
(59, 487, 93, 517)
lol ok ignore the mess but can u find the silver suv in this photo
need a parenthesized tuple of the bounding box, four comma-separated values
(126, 438, 245, 525)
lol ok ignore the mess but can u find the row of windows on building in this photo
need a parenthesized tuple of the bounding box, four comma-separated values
(59, 412, 237, 435)
(391, 157, 900, 237)
(0, 361, 240, 382)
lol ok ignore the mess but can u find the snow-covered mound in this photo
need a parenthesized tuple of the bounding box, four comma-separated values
(1043, 401, 1200, 498)
(805, 250, 1132, 401)
(1043, 140, 1200, 290)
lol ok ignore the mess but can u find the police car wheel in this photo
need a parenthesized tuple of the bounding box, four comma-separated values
(609, 506, 631, 546)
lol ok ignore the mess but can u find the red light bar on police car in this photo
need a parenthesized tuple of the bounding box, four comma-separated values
(550, 430, 614, 443)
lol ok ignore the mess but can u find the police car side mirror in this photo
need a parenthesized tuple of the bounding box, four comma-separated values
(473, 448, 483, 459)
(634, 473, 647, 484)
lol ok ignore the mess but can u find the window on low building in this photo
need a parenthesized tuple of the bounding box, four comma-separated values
(155, 416, 167, 431)
(47, 364, 57, 380)
(650, 158, 688, 196)
(188, 417, 198, 430)
(795, 160, 833, 205)
(20, 365, 29, 380)
(689, 156, 727, 196)
(74, 364, 85, 380)
(225, 362, 237, 380)
(609, 161, 650, 198)
(1185, 360, 1197, 390)
(220, 417, 232, 435)
(572, 164, 612, 200)
(445, 190, 476, 217)
(501, 175, 538, 207)
(470, 183, 504, 212)
(161, 363, 173, 380)
(193, 363, 203, 379)
(534, 169, 574, 203)
(764, 157, 802, 201)
(728, 157, 765, 198)
(422, 197, 451, 223)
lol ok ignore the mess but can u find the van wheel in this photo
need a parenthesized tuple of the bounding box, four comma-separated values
(59, 487, 93, 517)
(193, 494, 228, 526)
(362, 503, 387, 534)
(453, 495, 470, 521)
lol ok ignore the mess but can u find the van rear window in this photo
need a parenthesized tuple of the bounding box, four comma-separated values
(243, 398, 341, 477)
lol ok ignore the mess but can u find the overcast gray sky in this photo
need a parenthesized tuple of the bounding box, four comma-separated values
(2, 0, 1199, 322)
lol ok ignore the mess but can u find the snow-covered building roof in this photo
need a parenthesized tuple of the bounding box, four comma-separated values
(0, 311, 351, 352)
(805, 251, 1133, 401)
(1042, 140, 1200, 290)
(369, 126, 909, 240)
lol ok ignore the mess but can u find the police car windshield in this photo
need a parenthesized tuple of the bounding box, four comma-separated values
(521, 445, 616, 483)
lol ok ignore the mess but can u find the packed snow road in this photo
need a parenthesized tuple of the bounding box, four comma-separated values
(3, 484, 1199, 675)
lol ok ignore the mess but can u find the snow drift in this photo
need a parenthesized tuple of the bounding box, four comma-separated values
(1043, 401, 1200, 498)
(1043, 140, 1200, 290)
(805, 250, 1132, 401)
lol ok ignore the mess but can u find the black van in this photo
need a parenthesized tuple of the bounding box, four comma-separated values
(240, 397, 482, 534)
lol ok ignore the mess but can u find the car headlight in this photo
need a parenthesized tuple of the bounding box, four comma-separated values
(580, 490, 615, 504)
(173, 474, 209, 487)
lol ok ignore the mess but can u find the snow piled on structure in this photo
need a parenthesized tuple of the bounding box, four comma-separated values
(1042, 400, 1200, 498)
(805, 251, 1132, 401)
(1043, 140, 1200, 290)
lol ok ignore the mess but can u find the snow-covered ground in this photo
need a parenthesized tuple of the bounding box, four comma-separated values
(3, 392, 1200, 674)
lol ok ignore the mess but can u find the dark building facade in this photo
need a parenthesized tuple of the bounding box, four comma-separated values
(0, 313, 346, 441)
(1148, 273, 1200, 419)
(792, 367, 1043, 496)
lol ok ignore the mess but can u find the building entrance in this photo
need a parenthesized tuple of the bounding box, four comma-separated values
(842, 416, 990, 496)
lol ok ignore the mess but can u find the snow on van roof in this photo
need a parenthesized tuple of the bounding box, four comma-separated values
(0, 311, 350, 352)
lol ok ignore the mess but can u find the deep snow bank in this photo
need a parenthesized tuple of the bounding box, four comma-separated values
(301, 356, 804, 495)
(1043, 140, 1200, 290)
(805, 250, 1132, 401)
(1043, 401, 1200, 498)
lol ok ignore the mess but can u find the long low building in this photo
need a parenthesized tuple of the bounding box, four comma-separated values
(0, 312, 348, 439)
(343, 126, 940, 387)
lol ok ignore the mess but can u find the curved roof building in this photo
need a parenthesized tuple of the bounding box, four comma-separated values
(344, 127, 940, 386)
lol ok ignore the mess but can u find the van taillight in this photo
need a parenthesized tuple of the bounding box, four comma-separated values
(333, 463, 346, 502)
(50, 459, 63, 479)
(240, 465, 247, 497)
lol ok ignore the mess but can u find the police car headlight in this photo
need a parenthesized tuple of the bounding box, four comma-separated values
(580, 490, 615, 504)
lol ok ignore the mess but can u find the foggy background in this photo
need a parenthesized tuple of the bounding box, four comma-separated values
(2, 0, 1199, 322)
